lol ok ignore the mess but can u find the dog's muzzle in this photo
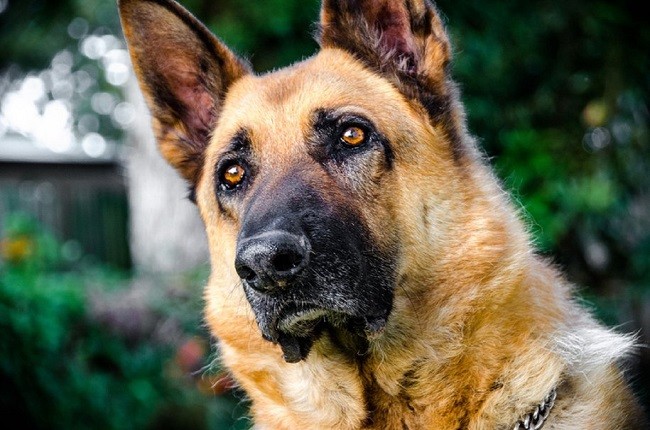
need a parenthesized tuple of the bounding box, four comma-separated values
(232, 177, 396, 363)
(234, 226, 331, 363)
(234, 219, 393, 363)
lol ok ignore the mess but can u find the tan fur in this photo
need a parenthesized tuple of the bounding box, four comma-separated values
(119, 1, 647, 428)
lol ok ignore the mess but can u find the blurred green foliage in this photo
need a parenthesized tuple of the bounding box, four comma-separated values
(0, 0, 121, 70)
(0, 213, 249, 429)
(179, 0, 320, 72)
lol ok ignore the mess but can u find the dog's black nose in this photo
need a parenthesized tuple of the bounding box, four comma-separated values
(235, 231, 310, 293)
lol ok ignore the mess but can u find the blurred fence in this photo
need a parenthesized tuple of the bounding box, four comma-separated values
(0, 135, 130, 269)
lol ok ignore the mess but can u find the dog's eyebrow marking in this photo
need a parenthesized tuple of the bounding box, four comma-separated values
(221, 129, 251, 155)
(311, 107, 369, 126)
(310, 107, 377, 140)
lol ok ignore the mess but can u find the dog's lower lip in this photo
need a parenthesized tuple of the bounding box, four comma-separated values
(277, 333, 314, 363)
(272, 304, 327, 363)
(277, 305, 328, 335)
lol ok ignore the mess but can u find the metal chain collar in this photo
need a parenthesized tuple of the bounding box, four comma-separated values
(513, 388, 557, 430)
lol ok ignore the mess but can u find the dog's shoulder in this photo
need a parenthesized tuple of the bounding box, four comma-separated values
(551, 310, 647, 427)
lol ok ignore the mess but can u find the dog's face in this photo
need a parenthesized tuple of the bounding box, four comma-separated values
(119, 0, 464, 363)
(200, 54, 427, 362)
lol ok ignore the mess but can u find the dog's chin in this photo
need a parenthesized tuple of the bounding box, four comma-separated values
(264, 304, 389, 363)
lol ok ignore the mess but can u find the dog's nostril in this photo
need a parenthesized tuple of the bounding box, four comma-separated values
(236, 264, 257, 282)
(271, 250, 301, 273)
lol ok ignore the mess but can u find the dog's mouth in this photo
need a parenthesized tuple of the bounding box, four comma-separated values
(269, 303, 389, 363)
(277, 304, 330, 335)
(274, 304, 326, 363)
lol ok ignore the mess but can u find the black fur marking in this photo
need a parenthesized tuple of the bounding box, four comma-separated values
(326, 324, 370, 358)
(221, 129, 251, 155)
(490, 381, 504, 391)
(421, 201, 430, 232)
(452, 398, 470, 430)
(237, 173, 397, 362)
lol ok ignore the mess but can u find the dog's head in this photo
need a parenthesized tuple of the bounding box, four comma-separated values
(119, 0, 471, 363)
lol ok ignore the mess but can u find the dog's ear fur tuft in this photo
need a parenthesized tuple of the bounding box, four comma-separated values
(318, 0, 451, 92)
(318, 0, 451, 74)
(118, 0, 250, 183)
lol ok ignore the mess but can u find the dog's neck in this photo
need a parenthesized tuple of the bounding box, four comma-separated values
(331, 241, 568, 427)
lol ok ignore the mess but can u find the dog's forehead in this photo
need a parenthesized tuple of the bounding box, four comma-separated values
(208, 49, 414, 158)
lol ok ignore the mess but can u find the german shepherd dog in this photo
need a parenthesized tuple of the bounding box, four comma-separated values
(118, 0, 647, 428)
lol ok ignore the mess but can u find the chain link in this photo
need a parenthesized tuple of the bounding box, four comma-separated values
(513, 388, 557, 430)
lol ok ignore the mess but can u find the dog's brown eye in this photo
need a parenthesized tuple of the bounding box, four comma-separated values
(341, 126, 366, 147)
(222, 163, 246, 189)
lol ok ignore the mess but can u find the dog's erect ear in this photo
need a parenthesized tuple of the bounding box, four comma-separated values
(118, 0, 250, 183)
(318, 0, 452, 95)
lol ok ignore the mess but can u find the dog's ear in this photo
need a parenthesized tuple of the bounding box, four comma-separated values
(318, 0, 452, 114)
(118, 0, 250, 183)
